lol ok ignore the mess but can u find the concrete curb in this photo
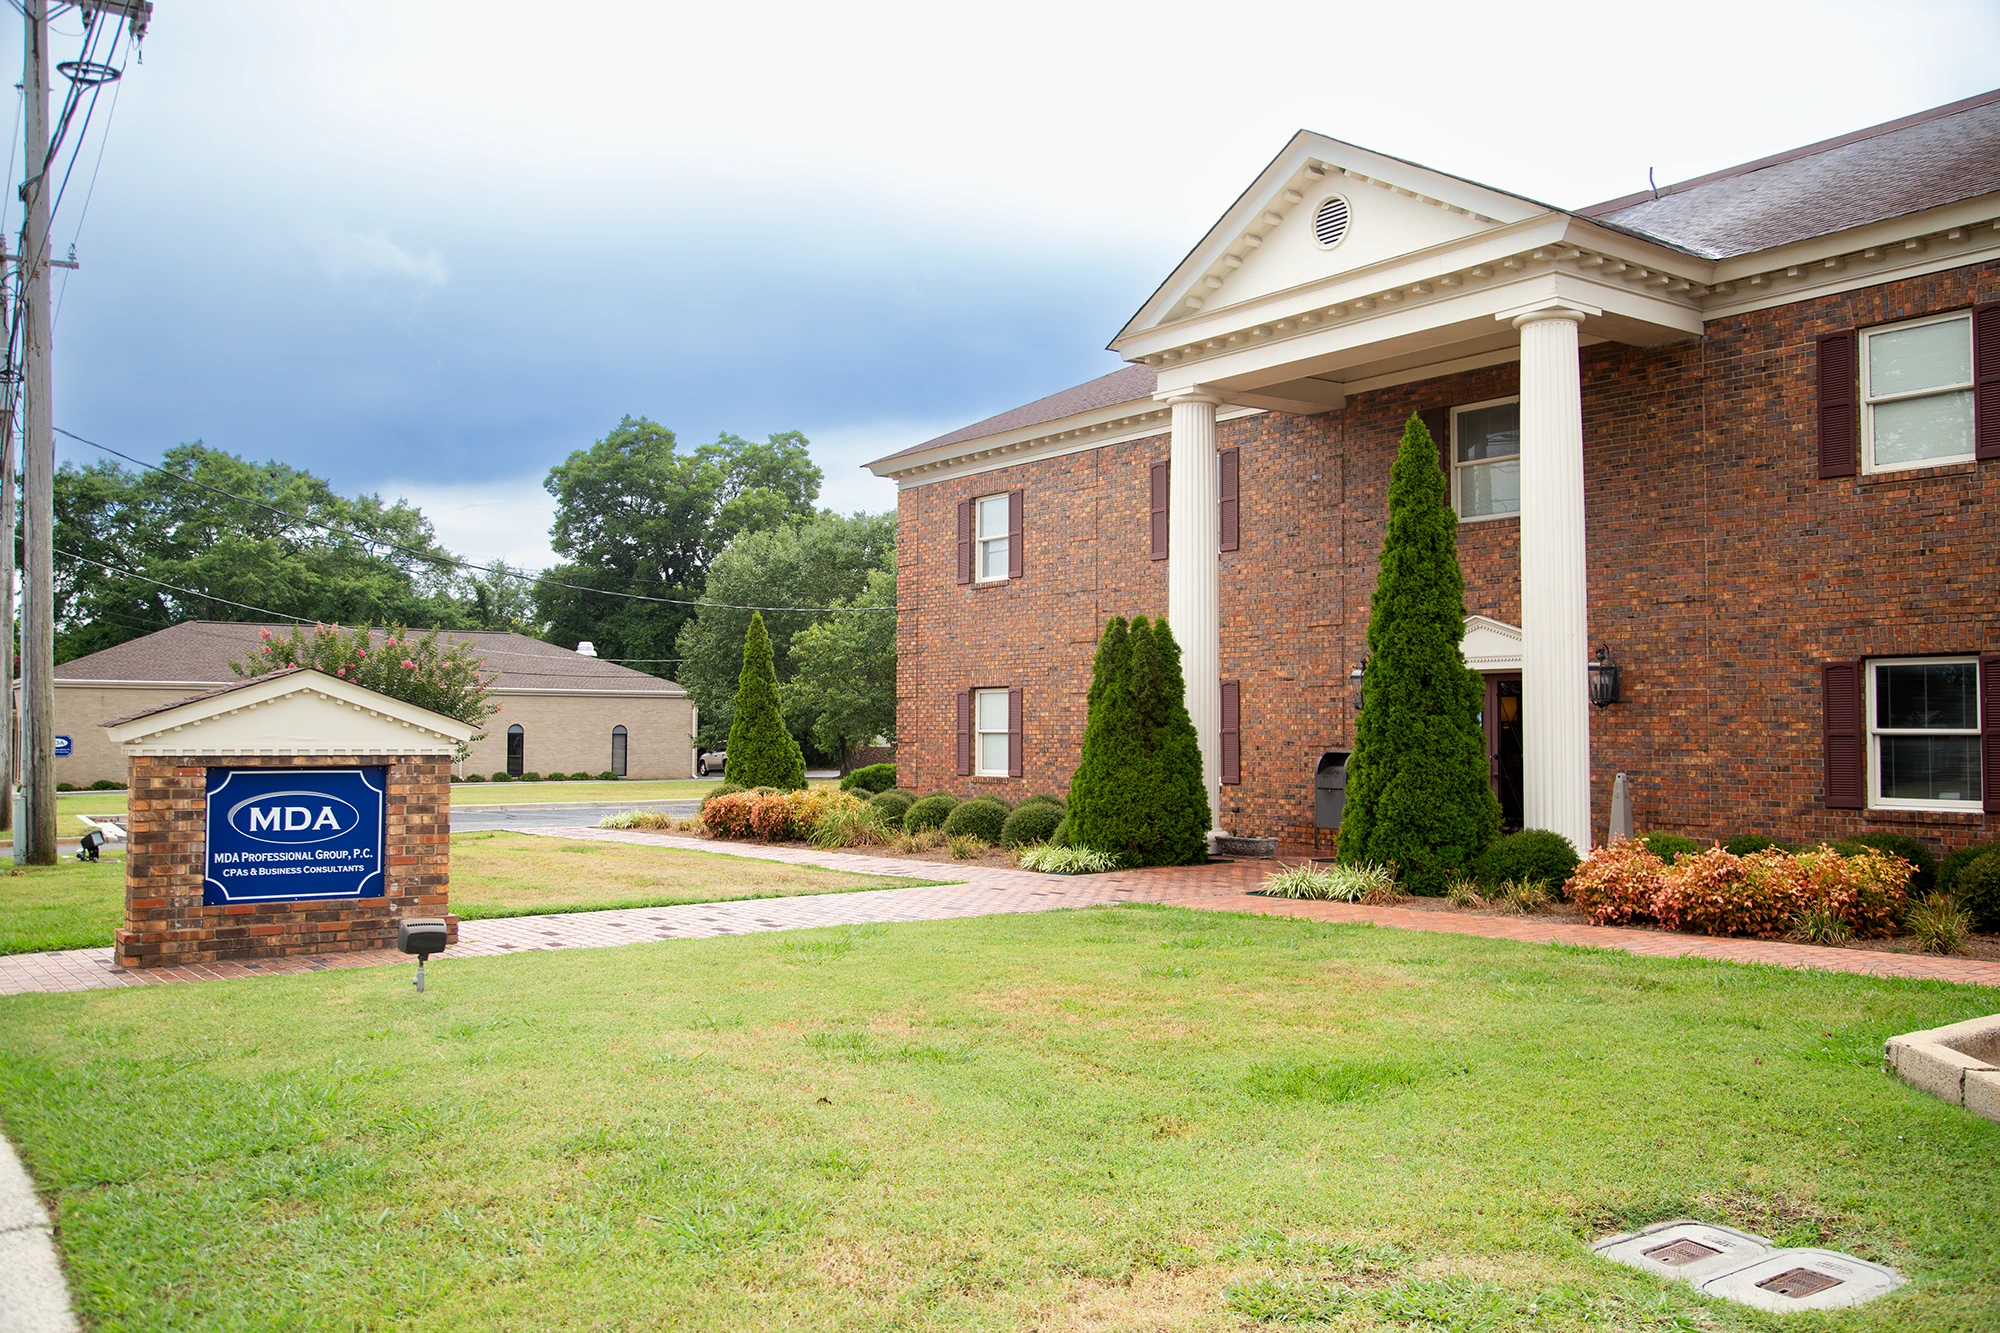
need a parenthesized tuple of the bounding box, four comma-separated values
(0, 1128, 78, 1333)
(1884, 1013, 2000, 1123)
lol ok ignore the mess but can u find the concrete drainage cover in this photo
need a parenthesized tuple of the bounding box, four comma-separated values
(1698, 1248, 1905, 1313)
(1592, 1219, 1772, 1284)
(1594, 1224, 1904, 1313)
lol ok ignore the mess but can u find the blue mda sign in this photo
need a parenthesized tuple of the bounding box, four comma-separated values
(204, 767, 387, 906)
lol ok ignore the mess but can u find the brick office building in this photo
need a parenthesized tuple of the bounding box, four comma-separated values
(867, 91, 2000, 854)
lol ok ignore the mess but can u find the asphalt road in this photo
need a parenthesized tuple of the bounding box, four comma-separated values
(450, 799, 700, 833)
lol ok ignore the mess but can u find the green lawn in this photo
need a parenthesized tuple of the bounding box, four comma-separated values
(0, 834, 918, 953)
(0, 908, 1994, 1330)
(47, 777, 833, 821)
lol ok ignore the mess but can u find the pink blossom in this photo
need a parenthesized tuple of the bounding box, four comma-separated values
(356, 648, 366, 659)
(402, 659, 417, 670)
(262, 644, 272, 654)
(336, 667, 347, 677)
(259, 628, 272, 641)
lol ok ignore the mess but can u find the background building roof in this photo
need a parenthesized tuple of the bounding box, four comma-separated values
(875, 363, 1157, 465)
(54, 622, 684, 694)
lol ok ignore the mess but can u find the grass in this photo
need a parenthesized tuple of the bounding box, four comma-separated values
(0, 850, 127, 954)
(41, 778, 835, 823)
(0, 907, 1994, 1330)
(0, 834, 928, 952)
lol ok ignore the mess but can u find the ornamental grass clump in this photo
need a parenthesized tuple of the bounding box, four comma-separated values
(808, 793, 888, 849)
(947, 834, 987, 860)
(1905, 893, 1973, 956)
(1014, 844, 1118, 874)
(1260, 862, 1394, 903)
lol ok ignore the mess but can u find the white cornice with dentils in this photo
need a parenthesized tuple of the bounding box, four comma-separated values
(875, 401, 1264, 489)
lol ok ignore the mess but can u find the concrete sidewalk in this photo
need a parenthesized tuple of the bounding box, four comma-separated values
(0, 1127, 76, 1332)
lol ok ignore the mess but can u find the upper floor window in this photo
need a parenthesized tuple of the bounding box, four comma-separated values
(975, 494, 1010, 581)
(1863, 312, 1975, 472)
(1867, 657, 1980, 810)
(1453, 397, 1519, 520)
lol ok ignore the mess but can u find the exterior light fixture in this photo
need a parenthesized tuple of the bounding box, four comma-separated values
(1588, 645, 1620, 708)
(1349, 661, 1367, 713)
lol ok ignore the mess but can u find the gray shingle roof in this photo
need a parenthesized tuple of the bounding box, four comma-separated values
(55, 621, 683, 693)
(868, 363, 1157, 468)
(1583, 88, 2000, 259)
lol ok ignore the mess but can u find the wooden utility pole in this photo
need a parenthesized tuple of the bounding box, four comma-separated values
(18, 0, 54, 863)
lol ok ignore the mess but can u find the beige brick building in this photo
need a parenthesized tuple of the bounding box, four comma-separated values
(54, 622, 697, 785)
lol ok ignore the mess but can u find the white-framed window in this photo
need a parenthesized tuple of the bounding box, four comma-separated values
(1452, 396, 1519, 520)
(975, 494, 1010, 582)
(1866, 656, 1982, 811)
(974, 688, 1010, 775)
(1862, 311, 1975, 473)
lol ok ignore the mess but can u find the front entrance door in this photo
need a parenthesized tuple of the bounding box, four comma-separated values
(1483, 673, 1524, 831)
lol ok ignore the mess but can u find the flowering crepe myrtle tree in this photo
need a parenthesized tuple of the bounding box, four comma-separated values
(232, 623, 498, 759)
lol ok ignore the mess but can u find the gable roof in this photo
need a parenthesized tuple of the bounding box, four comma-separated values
(56, 622, 684, 694)
(868, 363, 1157, 467)
(104, 666, 477, 755)
(1583, 88, 2000, 259)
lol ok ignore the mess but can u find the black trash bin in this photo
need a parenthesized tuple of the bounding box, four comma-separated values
(1314, 751, 1351, 855)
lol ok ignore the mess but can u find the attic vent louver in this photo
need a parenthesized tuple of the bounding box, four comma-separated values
(1314, 195, 1351, 250)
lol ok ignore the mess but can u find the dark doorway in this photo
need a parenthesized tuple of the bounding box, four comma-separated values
(1483, 674, 1524, 831)
(507, 724, 525, 777)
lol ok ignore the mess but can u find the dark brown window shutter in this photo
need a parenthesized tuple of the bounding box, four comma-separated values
(1007, 686, 1024, 778)
(1974, 301, 2000, 461)
(1821, 661, 1863, 809)
(1219, 680, 1241, 785)
(1982, 654, 2000, 814)
(1419, 407, 1451, 505)
(955, 499, 971, 585)
(1816, 332, 1857, 478)
(1218, 448, 1240, 552)
(955, 690, 972, 776)
(1007, 489, 1024, 579)
(1149, 461, 1169, 560)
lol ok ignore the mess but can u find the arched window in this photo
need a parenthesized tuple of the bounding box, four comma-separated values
(506, 724, 525, 777)
(611, 725, 628, 778)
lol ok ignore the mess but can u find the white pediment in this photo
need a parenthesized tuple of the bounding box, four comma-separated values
(1461, 615, 1523, 671)
(1119, 132, 1548, 340)
(105, 668, 477, 757)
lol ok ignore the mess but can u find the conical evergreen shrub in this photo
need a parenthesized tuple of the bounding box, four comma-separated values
(1063, 615, 1209, 867)
(724, 611, 806, 791)
(1339, 412, 1499, 893)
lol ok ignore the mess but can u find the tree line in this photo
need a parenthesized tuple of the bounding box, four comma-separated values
(53, 414, 897, 765)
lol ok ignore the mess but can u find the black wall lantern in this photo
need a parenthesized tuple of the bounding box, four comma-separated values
(1588, 645, 1620, 708)
(1349, 661, 1367, 712)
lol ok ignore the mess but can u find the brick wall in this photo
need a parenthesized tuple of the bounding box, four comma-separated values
(116, 753, 455, 968)
(897, 260, 2000, 856)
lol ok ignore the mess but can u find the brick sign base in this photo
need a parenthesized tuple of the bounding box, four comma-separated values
(117, 753, 456, 969)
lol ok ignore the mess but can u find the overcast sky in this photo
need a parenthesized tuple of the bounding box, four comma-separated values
(18, 1, 2000, 569)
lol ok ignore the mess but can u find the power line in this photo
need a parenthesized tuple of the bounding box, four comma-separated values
(55, 426, 897, 615)
(57, 546, 314, 623)
(52, 66, 118, 329)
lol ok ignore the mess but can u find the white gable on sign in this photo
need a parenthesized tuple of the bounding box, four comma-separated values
(104, 669, 476, 757)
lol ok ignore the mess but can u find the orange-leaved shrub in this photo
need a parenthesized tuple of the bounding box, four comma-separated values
(1569, 839, 1911, 939)
(700, 786, 855, 842)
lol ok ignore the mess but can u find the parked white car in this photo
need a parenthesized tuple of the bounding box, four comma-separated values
(696, 750, 726, 777)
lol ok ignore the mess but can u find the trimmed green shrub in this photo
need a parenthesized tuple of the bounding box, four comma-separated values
(88, 779, 125, 791)
(943, 797, 1009, 844)
(1640, 832, 1703, 864)
(1473, 829, 1581, 894)
(699, 782, 745, 810)
(1723, 834, 1786, 855)
(903, 794, 959, 833)
(1954, 850, 2000, 932)
(1339, 413, 1499, 895)
(1024, 793, 1066, 810)
(461, 773, 485, 783)
(520, 771, 543, 783)
(1833, 832, 1936, 897)
(57, 782, 75, 792)
(1000, 801, 1063, 848)
(840, 763, 897, 794)
(867, 790, 915, 828)
(490, 772, 512, 782)
(1939, 841, 2000, 897)
(597, 770, 617, 781)
(1065, 616, 1210, 868)
(724, 610, 806, 791)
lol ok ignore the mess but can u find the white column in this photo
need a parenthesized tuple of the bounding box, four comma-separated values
(1165, 389, 1225, 835)
(1514, 304, 1593, 853)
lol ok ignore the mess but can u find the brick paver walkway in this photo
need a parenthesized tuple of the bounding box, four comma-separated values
(4, 828, 1997, 996)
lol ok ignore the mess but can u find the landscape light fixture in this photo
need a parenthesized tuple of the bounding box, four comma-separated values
(397, 917, 449, 993)
(1589, 645, 1621, 708)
